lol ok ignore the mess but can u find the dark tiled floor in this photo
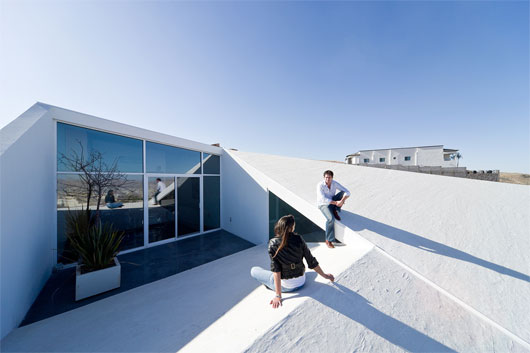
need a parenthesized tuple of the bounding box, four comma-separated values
(21, 230, 255, 327)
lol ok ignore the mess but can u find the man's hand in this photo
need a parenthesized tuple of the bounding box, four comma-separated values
(336, 200, 344, 208)
(270, 296, 282, 309)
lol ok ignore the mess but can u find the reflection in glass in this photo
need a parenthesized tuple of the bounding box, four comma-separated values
(203, 153, 220, 174)
(57, 123, 143, 173)
(177, 177, 200, 236)
(146, 142, 201, 174)
(148, 177, 175, 243)
(57, 174, 144, 263)
(268, 191, 325, 242)
(203, 176, 220, 231)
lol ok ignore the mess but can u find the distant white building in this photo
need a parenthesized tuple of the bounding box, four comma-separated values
(345, 145, 461, 168)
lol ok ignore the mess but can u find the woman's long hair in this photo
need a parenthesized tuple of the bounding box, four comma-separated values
(272, 215, 295, 258)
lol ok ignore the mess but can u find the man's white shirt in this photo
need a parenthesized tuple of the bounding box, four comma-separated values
(316, 180, 350, 206)
(157, 181, 167, 193)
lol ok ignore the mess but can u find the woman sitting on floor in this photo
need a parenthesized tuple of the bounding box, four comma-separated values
(250, 214, 334, 308)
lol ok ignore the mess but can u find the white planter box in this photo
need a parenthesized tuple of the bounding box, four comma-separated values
(75, 258, 121, 301)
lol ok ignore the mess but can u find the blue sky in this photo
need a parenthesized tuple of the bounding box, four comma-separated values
(1, 1, 528, 172)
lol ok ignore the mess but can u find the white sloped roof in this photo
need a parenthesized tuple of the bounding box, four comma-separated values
(230, 150, 530, 350)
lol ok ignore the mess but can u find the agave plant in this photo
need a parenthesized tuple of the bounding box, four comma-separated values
(64, 208, 93, 263)
(67, 221, 125, 273)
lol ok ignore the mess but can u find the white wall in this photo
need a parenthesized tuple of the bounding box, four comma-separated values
(356, 147, 458, 167)
(0, 104, 55, 340)
(417, 147, 443, 167)
(371, 151, 387, 164)
(390, 148, 416, 166)
(221, 151, 268, 245)
(358, 152, 370, 164)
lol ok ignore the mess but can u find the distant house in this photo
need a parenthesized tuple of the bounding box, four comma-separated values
(345, 145, 460, 168)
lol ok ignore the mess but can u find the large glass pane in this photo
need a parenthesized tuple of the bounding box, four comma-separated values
(203, 176, 220, 231)
(203, 153, 220, 174)
(268, 191, 325, 242)
(177, 177, 200, 236)
(57, 122, 143, 173)
(148, 176, 175, 243)
(57, 174, 144, 264)
(146, 142, 201, 174)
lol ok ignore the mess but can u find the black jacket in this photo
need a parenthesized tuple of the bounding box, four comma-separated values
(268, 233, 319, 279)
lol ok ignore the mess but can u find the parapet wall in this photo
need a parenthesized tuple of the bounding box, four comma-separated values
(359, 164, 468, 177)
(358, 164, 500, 182)
(466, 170, 500, 182)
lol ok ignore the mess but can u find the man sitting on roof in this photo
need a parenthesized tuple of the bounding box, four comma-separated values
(316, 170, 350, 249)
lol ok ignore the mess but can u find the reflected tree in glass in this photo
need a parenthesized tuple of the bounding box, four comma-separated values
(58, 141, 131, 223)
(57, 123, 143, 173)
(57, 143, 143, 262)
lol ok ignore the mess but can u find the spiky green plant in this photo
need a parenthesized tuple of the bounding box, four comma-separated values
(64, 208, 93, 263)
(68, 222, 125, 273)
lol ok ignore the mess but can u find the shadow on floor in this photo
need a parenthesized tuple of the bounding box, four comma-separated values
(341, 211, 529, 283)
(20, 229, 255, 327)
(282, 273, 456, 352)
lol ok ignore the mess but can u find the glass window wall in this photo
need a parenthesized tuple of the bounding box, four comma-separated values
(57, 123, 221, 264)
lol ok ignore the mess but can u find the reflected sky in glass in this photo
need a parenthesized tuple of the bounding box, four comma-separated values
(146, 141, 201, 174)
(57, 123, 143, 173)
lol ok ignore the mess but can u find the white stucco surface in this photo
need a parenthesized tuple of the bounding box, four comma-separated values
(232, 150, 530, 347)
(248, 249, 528, 353)
(0, 240, 372, 352)
(220, 151, 269, 245)
(0, 104, 56, 340)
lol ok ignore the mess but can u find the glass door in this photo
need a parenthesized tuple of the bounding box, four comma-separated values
(177, 176, 200, 237)
(148, 176, 176, 243)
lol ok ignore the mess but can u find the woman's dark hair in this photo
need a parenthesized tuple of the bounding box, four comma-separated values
(323, 170, 334, 177)
(272, 215, 295, 258)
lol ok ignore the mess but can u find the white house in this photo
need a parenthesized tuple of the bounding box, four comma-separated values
(345, 145, 461, 167)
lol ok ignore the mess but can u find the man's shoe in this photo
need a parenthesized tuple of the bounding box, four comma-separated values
(325, 240, 335, 249)
(333, 210, 341, 221)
